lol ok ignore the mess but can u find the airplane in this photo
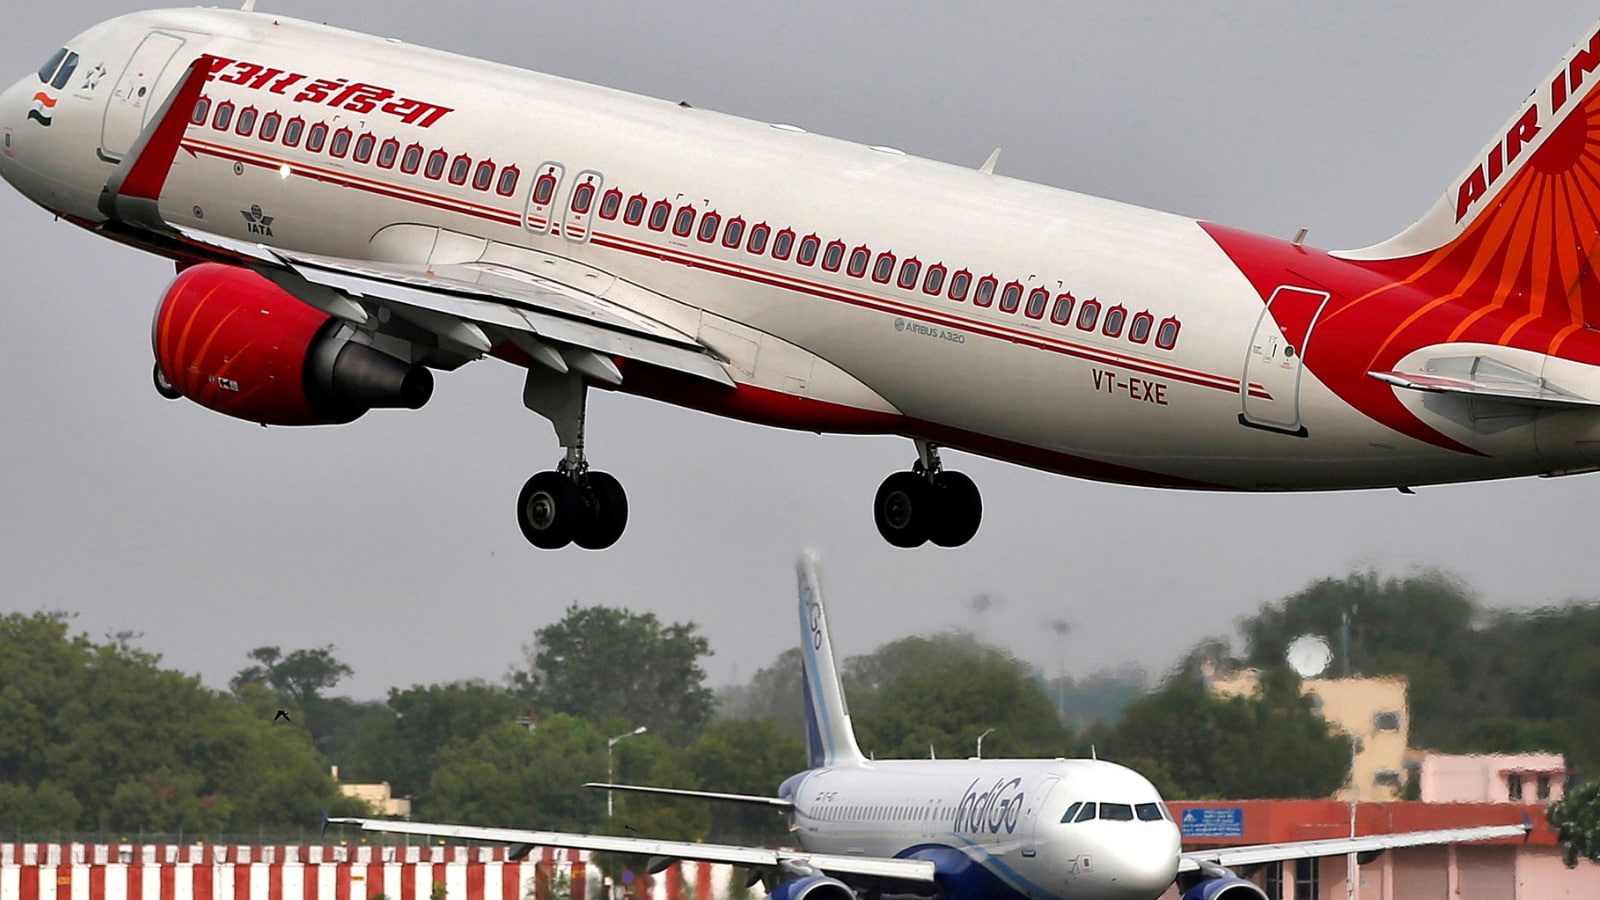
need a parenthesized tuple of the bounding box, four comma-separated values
(329, 553, 1530, 900)
(6, 8, 1600, 550)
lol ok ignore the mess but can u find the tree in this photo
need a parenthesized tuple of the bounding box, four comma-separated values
(515, 605, 713, 744)
(427, 715, 605, 829)
(1549, 780, 1600, 867)
(689, 718, 805, 843)
(231, 645, 355, 750)
(715, 648, 806, 740)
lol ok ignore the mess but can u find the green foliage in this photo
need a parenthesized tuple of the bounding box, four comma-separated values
(427, 715, 605, 829)
(688, 718, 805, 843)
(231, 645, 354, 751)
(714, 648, 805, 739)
(515, 605, 713, 744)
(1097, 668, 1349, 799)
(1548, 779, 1600, 867)
(0, 612, 354, 831)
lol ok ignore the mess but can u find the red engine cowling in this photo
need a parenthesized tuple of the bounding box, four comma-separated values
(152, 263, 433, 425)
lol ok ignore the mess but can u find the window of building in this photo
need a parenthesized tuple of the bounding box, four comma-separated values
(1508, 774, 1524, 801)
(723, 218, 745, 249)
(1538, 774, 1553, 801)
(1374, 770, 1403, 789)
(772, 229, 795, 260)
(624, 195, 648, 225)
(448, 154, 471, 185)
(747, 223, 771, 254)
(999, 282, 1023, 313)
(1077, 299, 1101, 331)
(571, 181, 596, 213)
(898, 259, 921, 290)
(259, 112, 281, 143)
(496, 166, 520, 197)
(1051, 294, 1075, 325)
(1155, 317, 1181, 349)
(797, 235, 821, 266)
(472, 160, 495, 191)
(306, 123, 329, 153)
(973, 276, 997, 307)
(212, 101, 234, 131)
(283, 118, 305, 148)
(234, 107, 257, 136)
(191, 98, 211, 125)
(648, 200, 672, 231)
(948, 269, 971, 301)
(698, 212, 721, 243)
(398, 143, 422, 173)
(1102, 305, 1127, 337)
(377, 138, 399, 168)
(599, 189, 623, 220)
(354, 134, 377, 164)
(1373, 712, 1402, 732)
(872, 252, 896, 284)
(329, 128, 352, 158)
(822, 241, 845, 272)
(923, 264, 946, 295)
(1128, 312, 1153, 343)
(847, 247, 870, 277)
(1025, 288, 1049, 319)
(1294, 858, 1319, 898)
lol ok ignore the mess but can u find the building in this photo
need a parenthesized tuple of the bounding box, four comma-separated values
(1417, 751, 1571, 804)
(331, 765, 413, 817)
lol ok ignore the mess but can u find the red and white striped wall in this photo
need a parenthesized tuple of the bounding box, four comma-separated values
(0, 845, 763, 900)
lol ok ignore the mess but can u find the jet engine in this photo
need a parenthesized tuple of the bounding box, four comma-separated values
(767, 876, 855, 900)
(1180, 874, 1269, 900)
(151, 263, 432, 425)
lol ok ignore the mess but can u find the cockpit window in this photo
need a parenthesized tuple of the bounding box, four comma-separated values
(1101, 803, 1135, 821)
(1073, 802, 1097, 823)
(37, 48, 68, 84)
(51, 53, 80, 91)
(1135, 803, 1164, 822)
(1060, 802, 1082, 823)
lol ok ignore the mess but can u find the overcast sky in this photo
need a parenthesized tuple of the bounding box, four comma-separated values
(3, 1, 1598, 700)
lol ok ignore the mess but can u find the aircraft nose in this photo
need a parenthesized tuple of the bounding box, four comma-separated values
(1097, 822, 1181, 898)
(0, 76, 32, 180)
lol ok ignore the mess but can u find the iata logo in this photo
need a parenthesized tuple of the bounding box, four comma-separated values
(241, 204, 274, 237)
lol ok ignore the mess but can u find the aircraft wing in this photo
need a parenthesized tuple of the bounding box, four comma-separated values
(97, 55, 733, 388)
(325, 817, 935, 884)
(1175, 821, 1531, 873)
(1370, 357, 1600, 409)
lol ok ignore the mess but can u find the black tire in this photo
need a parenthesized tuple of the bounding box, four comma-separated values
(516, 471, 584, 549)
(929, 470, 983, 547)
(153, 362, 181, 400)
(874, 471, 931, 548)
(574, 471, 629, 550)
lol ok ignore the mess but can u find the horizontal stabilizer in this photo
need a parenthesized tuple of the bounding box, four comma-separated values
(584, 782, 793, 808)
(1369, 356, 1600, 409)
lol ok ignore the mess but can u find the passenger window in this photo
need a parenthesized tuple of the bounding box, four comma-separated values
(330, 128, 352, 158)
(773, 229, 795, 260)
(572, 182, 596, 212)
(448, 154, 472, 185)
(948, 270, 971, 301)
(872, 253, 896, 284)
(283, 118, 305, 148)
(624, 195, 647, 225)
(306, 123, 328, 153)
(673, 207, 696, 237)
(898, 259, 921, 290)
(1135, 803, 1163, 822)
(1051, 294, 1075, 325)
(401, 144, 424, 174)
(973, 276, 997, 307)
(1060, 802, 1082, 824)
(998, 282, 1022, 313)
(496, 166, 520, 196)
(648, 200, 672, 231)
(191, 98, 211, 126)
(424, 149, 447, 179)
(534, 173, 560, 205)
(1074, 803, 1097, 823)
(212, 101, 234, 131)
(1101, 803, 1135, 822)
(1077, 299, 1101, 331)
(698, 212, 721, 242)
(1025, 288, 1049, 319)
(923, 264, 946, 295)
(258, 112, 281, 143)
(1102, 306, 1127, 337)
(797, 235, 821, 266)
(723, 218, 745, 249)
(847, 247, 870, 277)
(473, 160, 495, 191)
(377, 138, 399, 168)
(1128, 312, 1153, 343)
(354, 134, 377, 164)
(1156, 318, 1181, 349)
(599, 189, 623, 220)
(51, 53, 79, 91)
(234, 107, 257, 136)
(822, 241, 845, 272)
(748, 224, 771, 254)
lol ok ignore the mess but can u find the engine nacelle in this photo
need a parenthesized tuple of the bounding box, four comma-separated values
(1181, 876, 1270, 900)
(152, 263, 432, 425)
(767, 876, 855, 900)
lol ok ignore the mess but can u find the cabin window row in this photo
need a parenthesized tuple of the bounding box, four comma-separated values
(192, 97, 521, 197)
(591, 187, 1181, 350)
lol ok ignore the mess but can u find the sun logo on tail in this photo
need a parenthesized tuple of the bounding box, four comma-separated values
(27, 92, 56, 127)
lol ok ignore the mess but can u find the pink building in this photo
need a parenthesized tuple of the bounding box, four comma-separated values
(1417, 752, 1571, 804)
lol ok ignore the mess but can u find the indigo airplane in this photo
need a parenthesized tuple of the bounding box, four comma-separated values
(5, 7, 1600, 548)
(330, 555, 1526, 900)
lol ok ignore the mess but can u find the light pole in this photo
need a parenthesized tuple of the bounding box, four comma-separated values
(607, 726, 647, 820)
(975, 727, 995, 759)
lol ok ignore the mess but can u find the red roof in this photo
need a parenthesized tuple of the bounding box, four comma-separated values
(1168, 800, 1548, 849)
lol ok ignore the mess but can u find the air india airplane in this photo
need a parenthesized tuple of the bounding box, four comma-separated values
(5, 6, 1600, 549)
(330, 554, 1529, 900)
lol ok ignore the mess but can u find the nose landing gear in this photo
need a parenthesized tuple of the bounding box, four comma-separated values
(873, 440, 982, 548)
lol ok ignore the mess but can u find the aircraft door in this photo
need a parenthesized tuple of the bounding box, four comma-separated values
(1240, 285, 1329, 436)
(1021, 775, 1061, 858)
(100, 32, 186, 161)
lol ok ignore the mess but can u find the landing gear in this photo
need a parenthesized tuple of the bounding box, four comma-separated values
(872, 441, 982, 548)
(515, 362, 630, 550)
(153, 362, 181, 400)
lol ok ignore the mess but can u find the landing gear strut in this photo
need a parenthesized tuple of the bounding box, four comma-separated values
(515, 364, 629, 550)
(873, 440, 982, 548)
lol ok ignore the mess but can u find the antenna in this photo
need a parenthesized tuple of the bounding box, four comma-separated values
(979, 148, 1002, 175)
(240, 0, 257, 11)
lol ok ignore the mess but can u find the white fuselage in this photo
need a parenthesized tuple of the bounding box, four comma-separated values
(5, 8, 1598, 490)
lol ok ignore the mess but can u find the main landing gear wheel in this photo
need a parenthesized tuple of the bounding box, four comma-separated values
(153, 363, 181, 400)
(872, 442, 983, 548)
(516, 469, 630, 550)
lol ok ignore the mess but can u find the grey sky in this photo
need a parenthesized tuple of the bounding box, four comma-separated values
(3, 1, 1597, 700)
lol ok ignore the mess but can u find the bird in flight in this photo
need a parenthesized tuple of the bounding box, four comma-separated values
(274, 709, 291, 723)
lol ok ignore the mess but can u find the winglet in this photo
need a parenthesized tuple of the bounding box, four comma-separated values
(318, 806, 331, 839)
(99, 54, 218, 226)
(796, 551, 866, 769)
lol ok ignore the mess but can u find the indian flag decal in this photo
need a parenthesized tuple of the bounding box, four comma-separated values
(28, 92, 56, 126)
